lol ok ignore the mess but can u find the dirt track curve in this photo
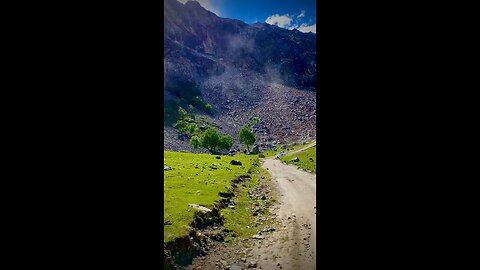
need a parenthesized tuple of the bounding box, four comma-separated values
(250, 151, 317, 269)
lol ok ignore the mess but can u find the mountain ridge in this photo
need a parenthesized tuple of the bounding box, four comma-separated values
(164, 0, 316, 152)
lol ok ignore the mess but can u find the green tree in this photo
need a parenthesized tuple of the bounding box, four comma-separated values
(245, 117, 260, 128)
(178, 107, 188, 120)
(239, 127, 255, 152)
(205, 103, 212, 113)
(175, 119, 188, 133)
(218, 135, 233, 151)
(201, 127, 220, 153)
(190, 136, 201, 149)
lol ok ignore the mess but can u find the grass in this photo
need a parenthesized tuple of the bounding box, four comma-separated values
(261, 140, 316, 158)
(279, 146, 316, 173)
(220, 167, 273, 242)
(164, 151, 259, 243)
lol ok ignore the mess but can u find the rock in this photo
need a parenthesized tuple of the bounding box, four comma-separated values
(229, 153, 235, 156)
(291, 157, 299, 162)
(216, 155, 221, 159)
(164, 166, 172, 171)
(220, 260, 228, 268)
(164, 220, 172, 225)
(309, 157, 314, 161)
(248, 261, 257, 268)
(251, 145, 260, 154)
(252, 234, 264, 239)
(281, 145, 286, 149)
(187, 204, 212, 213)
(230, 160, 242, 166)
(258, 153, 265, 158)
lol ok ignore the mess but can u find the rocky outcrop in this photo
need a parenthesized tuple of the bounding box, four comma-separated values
(164, 0, 316, 89)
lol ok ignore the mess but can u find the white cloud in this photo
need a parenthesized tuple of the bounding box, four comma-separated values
(297, 10, 305, 18)
(289, 23, 316, 34)
(178, 0, 221, 16)
(265, 14, 293, 28)
(297, 23, 316, 33)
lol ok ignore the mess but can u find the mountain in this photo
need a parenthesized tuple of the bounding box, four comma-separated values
(164, 0, 316, 151)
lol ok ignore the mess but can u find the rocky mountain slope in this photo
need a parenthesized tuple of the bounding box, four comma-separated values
(164, 0, 316, 151)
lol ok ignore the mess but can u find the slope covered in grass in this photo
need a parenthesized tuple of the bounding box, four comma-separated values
(164, 151, 258, 243)
(279, 146, 316, 173)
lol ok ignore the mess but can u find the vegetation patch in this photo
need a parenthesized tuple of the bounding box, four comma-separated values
(279, 146, 316, 173)
(164, 151, 259, 243)
(164, 77, 213, 124)
(220, 166, 274, 242)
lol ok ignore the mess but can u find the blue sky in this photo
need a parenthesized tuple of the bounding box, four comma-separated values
(178, 0, 316, 33)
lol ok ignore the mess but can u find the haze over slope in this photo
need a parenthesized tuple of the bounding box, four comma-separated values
(164, 0, 316, 151)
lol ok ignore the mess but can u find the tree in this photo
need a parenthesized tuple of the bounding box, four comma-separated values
(204, 103, 212, 113)
(178, 107, 188, 120)
(175, 119, 188, 133)
(190, 136, 201, 149)
(218, 135, 233, 151)
(246, 117, 259, 129)
(201, 127, 220, 153)
(239, 127, 255, 152)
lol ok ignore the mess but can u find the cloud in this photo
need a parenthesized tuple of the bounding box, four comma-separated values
(178, 0, 221, 16)
(289, 23, 316, 33)
(297, 10, 305, 18)
(265, 14, 293, 28)
(297, 23, 316, 33)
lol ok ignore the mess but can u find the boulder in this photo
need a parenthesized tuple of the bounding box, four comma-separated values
(258, 153, 265, 158)
(230, 160, 242, 166)
(291, 157, 299, 162)
(250, 145, 260, 154)
(216, 155, 221, 159)
(164, 166, 172, 171)
(187, 204, 212, 213)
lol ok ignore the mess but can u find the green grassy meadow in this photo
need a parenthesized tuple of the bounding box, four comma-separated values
(164, 151, 259, 243)
(279, 146, 317, 173)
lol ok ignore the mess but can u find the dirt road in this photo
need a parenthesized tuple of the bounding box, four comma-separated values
(250, 156, 316, 269)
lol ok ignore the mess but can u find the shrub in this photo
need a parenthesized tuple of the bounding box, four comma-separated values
(218, 135, 233, 151)
(205, 103, 213, 113)
(178, 107, 188, 120)
(190, 136, 201, 149)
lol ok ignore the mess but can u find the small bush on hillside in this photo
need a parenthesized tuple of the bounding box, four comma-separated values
(190, 136, 202, 149)
(218, 134, 233, 151)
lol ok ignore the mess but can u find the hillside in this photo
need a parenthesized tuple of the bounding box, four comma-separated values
(164, 0, 317, 152)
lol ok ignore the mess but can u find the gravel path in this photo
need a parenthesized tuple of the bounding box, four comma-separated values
(249, 156, 316, 269)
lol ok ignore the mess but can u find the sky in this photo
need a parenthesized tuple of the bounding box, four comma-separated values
(177, 0, 316, 33)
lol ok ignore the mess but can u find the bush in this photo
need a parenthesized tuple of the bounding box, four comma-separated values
(205, 103, 213, 113)
(190, 136, 201, 149)
(218, 135, 233, 151)
(178, 107, 188, 120)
